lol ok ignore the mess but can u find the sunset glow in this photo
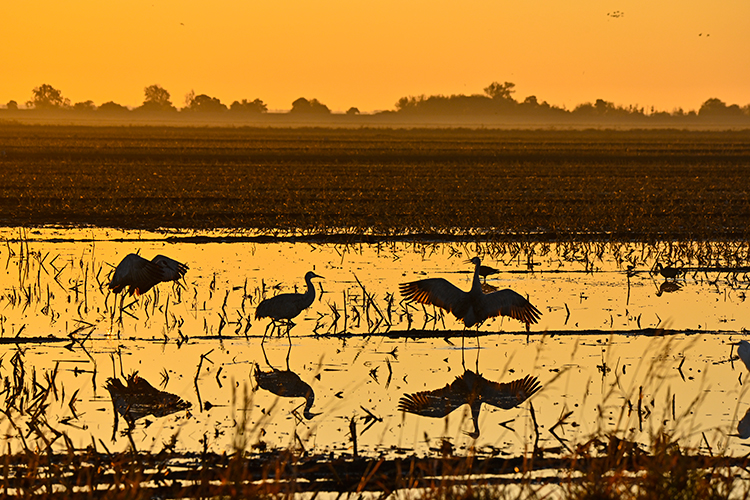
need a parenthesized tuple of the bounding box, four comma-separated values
(3, 1, 748, 112)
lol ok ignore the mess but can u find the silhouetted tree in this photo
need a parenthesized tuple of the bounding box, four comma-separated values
(6, 100, 18, 110)
(699, 98, 743, 117)
(98, 101, 130, 113)
(290, 97, 331, 114)
(73, 100, 96, 111)
(483, 81, 516, 101)
(137, 84, 176, 112)
(185, 94, 228, 112)
(346, 107, 360, 115)
(229, 98, 267, 113)
(28, 84, 69, 109)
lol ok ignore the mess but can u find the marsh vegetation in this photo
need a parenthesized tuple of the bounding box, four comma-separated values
(1, 124, 750, 498)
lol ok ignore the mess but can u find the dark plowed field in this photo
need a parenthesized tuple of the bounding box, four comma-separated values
(1, 124, 749, 239)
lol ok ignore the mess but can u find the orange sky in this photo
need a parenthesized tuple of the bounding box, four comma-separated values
(2, 1, 748, 113)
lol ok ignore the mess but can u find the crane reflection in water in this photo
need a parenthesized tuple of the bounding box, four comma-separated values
(106, 372, 191, 439)
(398, 367, 541, 439)
(253, 344, 319, 421)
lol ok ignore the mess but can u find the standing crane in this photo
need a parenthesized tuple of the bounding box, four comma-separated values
(255, 271, 324, 341)
(399, 257, 541, 331)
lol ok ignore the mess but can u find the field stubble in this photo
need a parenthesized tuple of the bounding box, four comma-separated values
(1, 124, 749, 239)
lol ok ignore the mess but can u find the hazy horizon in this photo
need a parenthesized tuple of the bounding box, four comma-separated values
(2, 1, 748, 114)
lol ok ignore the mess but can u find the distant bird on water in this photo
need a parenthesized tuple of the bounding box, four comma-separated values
(653, 262, 684, 280)
(398, 371, 541, 438)
(255, 271, 324, 340)
(477, 264, 500, 283)
(399, 257, 541, 330)
(109, 253, 188, 296)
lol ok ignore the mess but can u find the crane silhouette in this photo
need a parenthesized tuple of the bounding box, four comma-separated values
(399, 257, 541, 331)
(398, 371, 541, 438)
(109, 253, 188, 296)
(737, 340, 750, 372)
(255, 271, 323, 341)
(253, 351, 318, 420)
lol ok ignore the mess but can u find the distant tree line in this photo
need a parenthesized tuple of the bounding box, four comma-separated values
(5, 84, 272, 115)
(3, 82, 750, 121)
(392, 81, 750, 121)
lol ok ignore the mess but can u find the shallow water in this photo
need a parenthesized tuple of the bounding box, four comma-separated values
(1, 228, 750, 458)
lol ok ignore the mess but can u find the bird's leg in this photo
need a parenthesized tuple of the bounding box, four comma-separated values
(475, 334, 481, 372)
(117, 294, 125, 327)
(461, 331, 466, 371)
(285, 342, 292, 370)
(261, 322, 273, 344)
(261, 341, 273, 368)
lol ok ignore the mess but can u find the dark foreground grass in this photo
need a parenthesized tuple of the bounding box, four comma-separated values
(2, 432, 749, 499)
(1, 124, 750, 240)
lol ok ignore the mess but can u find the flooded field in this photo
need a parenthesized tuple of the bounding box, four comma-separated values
(3, 228, 750, 465)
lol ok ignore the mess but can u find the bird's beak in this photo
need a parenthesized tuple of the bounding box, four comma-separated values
(313, 273, 324, 279)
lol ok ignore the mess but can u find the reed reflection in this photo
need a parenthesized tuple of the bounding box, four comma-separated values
(398, 366, 541, 439)
(253, 344, 319, 420)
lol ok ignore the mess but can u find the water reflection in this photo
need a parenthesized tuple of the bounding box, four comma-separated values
(254, 345, 318, 420)
(655, 279, 682, 297)
(106, 372, 191, 435)
(398, 369, 541, 439)
(2, 231, 750, 458)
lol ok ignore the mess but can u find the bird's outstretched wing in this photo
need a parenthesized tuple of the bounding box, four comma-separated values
(479, 288, 541, 325)
(480, 374, 541, 409)
(109, 254, 163, 296)
(151, 255, 188, 282)
(399, 278, 470, 318)
(398, 388, 466, 418)
(398, 373, 476, 418)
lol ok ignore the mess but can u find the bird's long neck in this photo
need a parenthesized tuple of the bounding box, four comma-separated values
(303, 389, 316, 419)
(470, 261, 483, 295)
(302, 276, 317, 307)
